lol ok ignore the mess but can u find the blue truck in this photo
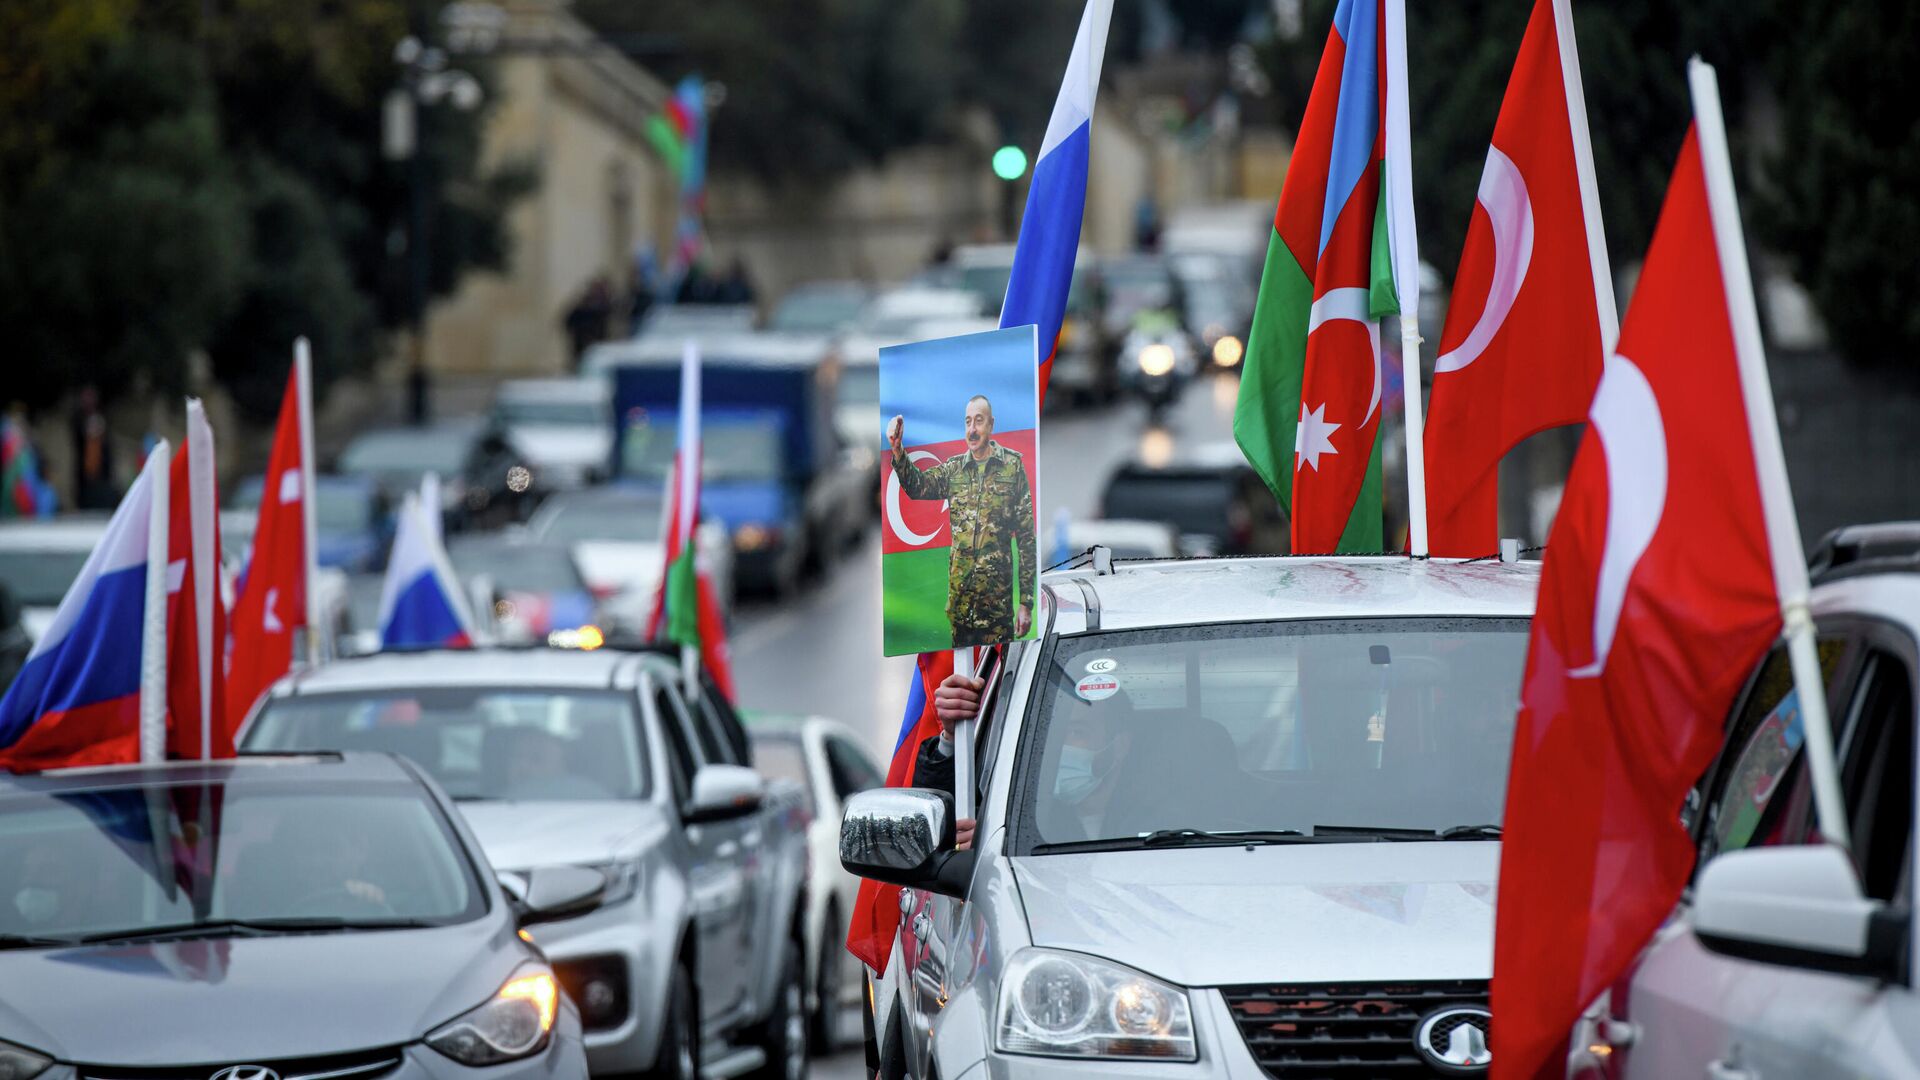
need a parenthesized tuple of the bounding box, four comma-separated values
(585, 333, 871, 596)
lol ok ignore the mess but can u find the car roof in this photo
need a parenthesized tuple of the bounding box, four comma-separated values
(267, 646, 673, 697)
(0, 516, 111, 548)
(1043, 555, 1540, 632)
(496, 378, 610, 403)
(0, 751, 412, 794)
(585, 333, 827, 372)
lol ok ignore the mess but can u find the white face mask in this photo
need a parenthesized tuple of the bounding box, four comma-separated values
(1053, 737, 1119, 804)
(13, 887, 60, 925)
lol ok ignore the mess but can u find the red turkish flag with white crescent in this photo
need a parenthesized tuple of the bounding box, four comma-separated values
(227, 364, 310, 735)
(1425, 0, 1612, 557)
(1491, 128, 1784, 1079)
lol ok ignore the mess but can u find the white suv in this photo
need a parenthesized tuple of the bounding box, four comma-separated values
(843, 552, 1539, 1079)
(1582, 524, 1917, 1079)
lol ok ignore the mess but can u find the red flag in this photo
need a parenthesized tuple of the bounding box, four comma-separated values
(166, 400, 229, 759)
(1425, 0, 1615, 557)
(226, 358, 313, 734)
(1491, 127, 1784, 1078)
(845, 650, 953, 973)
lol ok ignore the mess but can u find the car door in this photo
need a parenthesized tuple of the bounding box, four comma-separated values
(1622, 627, 1917, 1079)
(650, 676, 753, 1028)
(686, 679, 769, 1021)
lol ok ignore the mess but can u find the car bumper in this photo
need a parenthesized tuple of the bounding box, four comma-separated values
(520, 894, 667, 1075)
(963, 992, 1272, 1080)
(37, 1020, 589, 1080)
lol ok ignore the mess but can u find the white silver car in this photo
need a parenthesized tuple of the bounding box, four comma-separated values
(747, 714, 887, 1053)
(488, 378, 614, 492)
(0, 516, 109, 644)
(843, 552, 1539, 1078)
(1580, 524, 1918, 1080)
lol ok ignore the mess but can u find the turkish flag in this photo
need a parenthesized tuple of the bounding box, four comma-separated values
(1425, 0, 1611, 558)
(166, 401, 230, 759)
(226, 364, 310, 735)
(1491, 128, 1784, 1079)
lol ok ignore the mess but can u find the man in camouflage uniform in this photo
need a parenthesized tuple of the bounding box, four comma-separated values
(888, 395, 1036, 647)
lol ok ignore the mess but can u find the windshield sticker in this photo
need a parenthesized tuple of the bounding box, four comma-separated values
(1075, 673, 1119, 702)
(1084, 657, 1119, 675)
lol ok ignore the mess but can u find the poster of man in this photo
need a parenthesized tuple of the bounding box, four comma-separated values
(879, 326, 1041, 656)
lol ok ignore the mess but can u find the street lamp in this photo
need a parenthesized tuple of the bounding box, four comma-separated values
(384, 33, 484, 424)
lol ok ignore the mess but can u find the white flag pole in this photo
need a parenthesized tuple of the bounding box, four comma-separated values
(952, 647, 975, 822)
(185, 400, 217, 760)
(139, 441, 172, 763)
(678, 338, 701, 691)
(1383, 0, 1428, 557)
(294, 338, 322, 667)
(1689, 58, 1848, 848)
(1557, 0, 1621, 355)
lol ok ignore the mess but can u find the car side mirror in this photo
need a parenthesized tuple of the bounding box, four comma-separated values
(1693, 844, 1908, 980)
(838, 787, 975, 899)
(510, 865, 607, 927)
(687, 763, 765, 823)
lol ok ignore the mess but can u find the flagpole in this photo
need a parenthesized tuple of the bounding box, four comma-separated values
(1688, 57, 1848, 849)
(139, 441, 171, 763)
(186, 399, 217, 761)
(1382, 0, 1428, 557)
(294, 338, 321, 667)
(951, 647, 974, 822)
(1556, 0, 1621, 354)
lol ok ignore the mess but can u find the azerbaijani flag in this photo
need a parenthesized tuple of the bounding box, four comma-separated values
(1, 415, 53, 518)
(1003, 0, 1112, 402)
(878, 326, 1040, 657)
(645, 340, 736, 702)
(1233, 0, 1403, 553)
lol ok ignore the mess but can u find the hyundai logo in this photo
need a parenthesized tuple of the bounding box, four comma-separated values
(209, 1066, 280, 1080)
(1414, 1006, 1492, 1075)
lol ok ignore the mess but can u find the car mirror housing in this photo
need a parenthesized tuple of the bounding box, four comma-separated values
(1693, 844, 1908, 981)
(686, 763, 766, 823)
(839, 787, 975, 899)
(515, 864, 607, 926)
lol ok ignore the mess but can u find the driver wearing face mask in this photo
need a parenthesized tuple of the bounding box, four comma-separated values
(1040, 692, 1142, 842)
(10, 841, 91, 931)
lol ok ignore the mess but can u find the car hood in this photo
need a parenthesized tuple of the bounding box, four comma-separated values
(0, 920, 516, 1064)
(457, 799, 669, 871)
(1011, 842, 1498, 987)
(572, 540, 664, 592)
(505, 425, 611, 470)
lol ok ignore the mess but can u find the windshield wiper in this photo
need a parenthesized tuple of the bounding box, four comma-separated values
(0, 933, 81, 951)
(1308, 824, 1504, 841)
(76, 916, 437, 945)
(1034, 828, 1314, 854)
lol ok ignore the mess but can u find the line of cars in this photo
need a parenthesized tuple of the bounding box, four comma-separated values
(835, 524, 1918, 1079)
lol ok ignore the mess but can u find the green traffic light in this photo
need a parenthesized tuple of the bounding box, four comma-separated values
(992, 144, 1028, 182)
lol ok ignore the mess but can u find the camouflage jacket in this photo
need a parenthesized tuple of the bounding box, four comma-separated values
(893, 440, 1037, 622)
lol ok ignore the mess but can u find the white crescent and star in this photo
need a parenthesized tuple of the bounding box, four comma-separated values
(1435, 145, 1535, 375)
(1306, 287, 1383, 427)
(885, 450, 947, 547)
(1569, 351, 1667, 679)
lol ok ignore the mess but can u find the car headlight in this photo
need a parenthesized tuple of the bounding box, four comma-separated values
(734, 524, 780, 552)
(584, 858, 642, 906)
(995, 948, 1195, 1061)
(1213, 334, 1244, 367)
(1137, 343, 1176, 377)
(426, 964, 559, 1065)
(0, 1040, 51, 1080)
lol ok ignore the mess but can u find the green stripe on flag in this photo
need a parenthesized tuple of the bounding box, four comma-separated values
(665, 546, 699, 648)
(1232, 230, 1384, 552)
(1369, 168, 1400, 321)
(883, 547, 956, 656)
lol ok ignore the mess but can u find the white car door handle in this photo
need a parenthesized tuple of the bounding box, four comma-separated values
(1707, 1059, 1755, 1080)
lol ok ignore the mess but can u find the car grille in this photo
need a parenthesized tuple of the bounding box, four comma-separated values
(1220, 980, 1490, 1078)
(78, 1047, 403, 1080)
(554, 953, 631, 1033)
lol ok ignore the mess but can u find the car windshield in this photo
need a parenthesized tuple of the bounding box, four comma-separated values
(750, 734, 814, 810)
(338, 431, 472, 487)
(247, 688, 650, 802)
(1014, 617, 1530, 851)
(495, 400, 602, 427)
(536, 499, 664, 545)
(620, 414, 785, 483)
(447, 541, 584, 594)
(771, 289, 867, 333)
(0, 780, 482, 941)
(1102, 471, 1238, 537)
(231, 479, 371, 532)
(0, 549, 93, 606)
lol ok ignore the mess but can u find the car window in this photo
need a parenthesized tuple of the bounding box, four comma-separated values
(751, 735, 815, 812)
(1012, 617, 1530, 851)
(695, 681, 752, 766)
(652, 687, 698, 807)
(825, 737, 883, 801)
(1837, 648, 1914, 903)
(1698, 639, 1847, 863)
(0, 781, 482, 939)
(246, 687, 649, 802)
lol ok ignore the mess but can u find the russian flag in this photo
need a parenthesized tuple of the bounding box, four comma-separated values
(0, 445, 170, 772)
(377, 486, 476, 650)
(1001, 0, 1112, 402)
